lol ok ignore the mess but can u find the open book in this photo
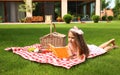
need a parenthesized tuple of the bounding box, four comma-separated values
(48, 44, 70, 58)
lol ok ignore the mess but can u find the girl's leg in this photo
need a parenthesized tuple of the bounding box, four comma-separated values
(99, 39, 115, 49)
(103, 46, 115, 51)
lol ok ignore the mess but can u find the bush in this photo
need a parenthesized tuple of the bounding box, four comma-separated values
(118, 15, 120, 20)
(92, 15, 100, 23)
(107, 16, 113, 21)
(102, 16, 107, 21)
(63, 14, 72, 24)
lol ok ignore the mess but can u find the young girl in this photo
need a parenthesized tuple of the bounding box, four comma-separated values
(67, 26, 118, 59)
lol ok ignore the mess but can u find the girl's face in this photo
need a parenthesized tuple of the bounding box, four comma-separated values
(68, 31, 76, 44)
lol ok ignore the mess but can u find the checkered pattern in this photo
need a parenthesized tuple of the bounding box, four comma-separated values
(5, 44, 107, 69)
(5, 44, 86, 69)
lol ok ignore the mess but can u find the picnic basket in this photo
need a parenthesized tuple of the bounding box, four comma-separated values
(40, 23, 66, 49)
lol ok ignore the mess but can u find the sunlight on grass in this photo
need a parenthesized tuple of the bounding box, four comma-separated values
(0, 21, 120, 75)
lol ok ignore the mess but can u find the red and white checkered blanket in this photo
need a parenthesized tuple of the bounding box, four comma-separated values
(5, 44, 86, 69)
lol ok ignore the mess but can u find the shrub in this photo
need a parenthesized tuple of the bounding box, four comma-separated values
(118, 15, 120, 20)
(92, 15, 100, 23)
(102, 15, 107, 21)
(63, 14, 72, 24)
(107, 16, 113, 21)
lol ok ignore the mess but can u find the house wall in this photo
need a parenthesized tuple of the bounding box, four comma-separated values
(0, 0, 98, 22)
(101, 9, 114, 18)
(0, 2, 4, 22)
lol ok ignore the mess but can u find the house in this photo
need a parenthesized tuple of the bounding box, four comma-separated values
(0, 0, 101, 22)
(101, 9, 114, 18)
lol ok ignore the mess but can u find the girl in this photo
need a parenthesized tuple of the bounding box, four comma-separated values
(67, 26, 118, 59)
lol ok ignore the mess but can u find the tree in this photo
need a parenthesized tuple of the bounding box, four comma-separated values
(113, 0, 120, 18)
(102, 0, 110, 10)
(18, 0, 37, 17)
(101, 0, 111, 21)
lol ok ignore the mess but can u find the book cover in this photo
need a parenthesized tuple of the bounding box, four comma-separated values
(48, 44, 70, 58)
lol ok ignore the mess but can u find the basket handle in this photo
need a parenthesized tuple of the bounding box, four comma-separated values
(50, 23, 56, 33)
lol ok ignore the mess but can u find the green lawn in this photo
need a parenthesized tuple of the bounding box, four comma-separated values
(0, 21, 120, 75)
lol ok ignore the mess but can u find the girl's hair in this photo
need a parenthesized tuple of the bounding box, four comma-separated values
(69, 29, 89, 57)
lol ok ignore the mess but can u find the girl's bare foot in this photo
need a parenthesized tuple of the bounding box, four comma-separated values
(113, 45, 119, 49)
(109, 39, 116, 46)
(110, 39, 115, 43)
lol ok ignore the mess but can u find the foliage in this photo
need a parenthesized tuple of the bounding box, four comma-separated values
(63, 14, 72, 24)
(33, 3, 43, 16)
(102, 0, 110, 10)
(102, 15, 107, 21)
(55, 2, 61, 17)
(107, 16, 113, 21)
(92, 15, 100, 23)
(118, 14, 120, 20)
(113, 0, 120, 18)
(18, 1, 37, 12)
(19, 18, 26, 23)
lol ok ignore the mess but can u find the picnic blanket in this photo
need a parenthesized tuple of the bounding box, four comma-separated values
(5, 44, 107, 69)
(5, 44, 86, 69)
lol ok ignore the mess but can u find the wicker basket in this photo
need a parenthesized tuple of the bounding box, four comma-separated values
(40, 23, 66, 49)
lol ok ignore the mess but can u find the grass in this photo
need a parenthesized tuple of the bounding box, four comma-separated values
(0, 21, 120, 75)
